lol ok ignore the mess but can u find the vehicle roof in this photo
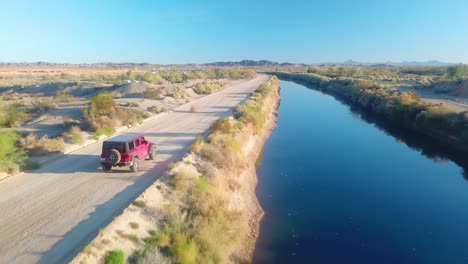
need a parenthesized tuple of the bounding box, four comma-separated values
(104, 134, 143, 143)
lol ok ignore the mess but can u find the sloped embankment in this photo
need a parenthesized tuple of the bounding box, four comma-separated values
(272, 72, 468, 153)
(72, 76, 280, 264)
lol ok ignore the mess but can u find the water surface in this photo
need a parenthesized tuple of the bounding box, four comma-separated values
(253, 80, 468, 264)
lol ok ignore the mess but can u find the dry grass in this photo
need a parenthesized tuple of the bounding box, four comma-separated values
(62, 126, 84, 145)
(19, 134, 65, 155)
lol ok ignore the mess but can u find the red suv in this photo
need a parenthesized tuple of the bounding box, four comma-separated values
(100, 134, 156, 172)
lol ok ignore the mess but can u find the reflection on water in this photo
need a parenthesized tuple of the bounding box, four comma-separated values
(253, 81, 468, 264)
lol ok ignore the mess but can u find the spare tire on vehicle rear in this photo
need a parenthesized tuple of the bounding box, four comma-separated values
(106, 149, 121, 165)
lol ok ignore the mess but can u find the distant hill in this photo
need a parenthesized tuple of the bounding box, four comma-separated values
(0, 60, 456, 68)
(338, 60, 454, 67)
(0, 60, 299, 68)
(203, 60, 297, 67)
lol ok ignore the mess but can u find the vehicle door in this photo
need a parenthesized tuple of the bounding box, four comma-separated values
(134, 138, 142, 159)
(140, 137, 150, 157)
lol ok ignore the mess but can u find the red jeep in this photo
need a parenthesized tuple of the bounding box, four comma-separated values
(100, 134, 156, 172)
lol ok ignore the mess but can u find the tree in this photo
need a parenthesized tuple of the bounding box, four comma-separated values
(447, 64, 467, 78)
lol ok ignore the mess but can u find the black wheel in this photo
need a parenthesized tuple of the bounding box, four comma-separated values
(149, 147, 156, 160)
(106, 149, 121, 165)
(103, 164, 112, 172)
(131, 157, 139, 172)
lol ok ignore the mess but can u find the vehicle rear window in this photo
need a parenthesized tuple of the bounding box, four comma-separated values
(103, 142, 125, 153)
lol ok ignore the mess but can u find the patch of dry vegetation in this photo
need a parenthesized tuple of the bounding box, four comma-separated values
(62, 126, 84, 145)
(19, 134, 65, 155)
(83, 92, 144, 136)
(193, 80, 226, 94)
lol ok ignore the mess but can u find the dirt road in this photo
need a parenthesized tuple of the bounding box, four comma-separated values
(0, 75, 269, 264)
(399, 87, 468, 113)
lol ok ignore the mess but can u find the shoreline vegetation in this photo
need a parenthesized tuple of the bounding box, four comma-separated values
(72, 76, 280, 264)
(271, 72, 468, 153)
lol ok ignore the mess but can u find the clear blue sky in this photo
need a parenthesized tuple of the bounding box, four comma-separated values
(1, 0, 467, 64)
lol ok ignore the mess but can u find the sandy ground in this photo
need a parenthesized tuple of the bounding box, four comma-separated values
(0, 79, 233, 139)
(0, 75, 269, 264)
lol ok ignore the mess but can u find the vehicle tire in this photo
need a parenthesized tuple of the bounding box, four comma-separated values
(131, 157, 139, 172)
(106, 149, 121, 165)
(103, 164, 112, 172)
(149, 146, 156, 160)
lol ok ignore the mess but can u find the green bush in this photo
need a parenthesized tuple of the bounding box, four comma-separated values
(447, 64, 468, 79)
(132, 200, 146, 208)
(95, 126, 115, 137)
(193, 81, 225, 94)
(142, 88, 162, 99)
(0, 106, 32, 128)
(167, 162, 176, 169)
(104, 250, 124, 264)
(171, 233, 199, 264)
(89, 92, 116, 118)
(0, 132, 27, 174)
(128, 234, 139, 243)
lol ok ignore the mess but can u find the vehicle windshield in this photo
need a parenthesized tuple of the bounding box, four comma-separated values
(102, 142, 126, 153)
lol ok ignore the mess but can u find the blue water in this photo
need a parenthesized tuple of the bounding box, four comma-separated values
(253, 81, 468, 264)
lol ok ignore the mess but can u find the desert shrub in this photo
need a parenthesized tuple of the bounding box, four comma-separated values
(171, 167, 198, 194)
(0, 132, 27, 174)
(135, 247, 172, 264)
(133, 200, 146, 208)
(30, 98, 58, 113)
(85, 92, 143, 134)
(162, 71, 185, 83)
(88, 92, 116, 118)
(447, 64, 468, 79)
(63, 126, 84, 145)
(56, 92, 77, 102)
(193, 81, 225, 94)
(63, 117, 80, 128)
(210, 119, 233, 134)
(130, 222, 140, 229)
(142, 88, 162, 99)
(168, 86, 188, 100)
(2, 94, 19, 101)
(0, 107, 32, 127)
(167, 162, 176, 170)
(189, 136, 205, 154)
(87, 115, 117, 135)
(170, 233, 199, 264)
(128, 234, 139, 243)
(104, 250, 124, 264)
(116, 108, 142, 127)
(19, 134, 65, 155)
(147, 106, 165, 115)
(95, 126, 115, 137)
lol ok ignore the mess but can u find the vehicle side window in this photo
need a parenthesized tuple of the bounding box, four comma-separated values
(128, 141, 135, 152)
(135, 139, 140, 147)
